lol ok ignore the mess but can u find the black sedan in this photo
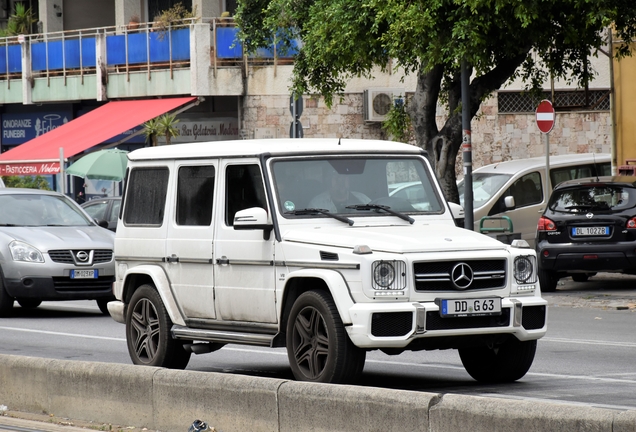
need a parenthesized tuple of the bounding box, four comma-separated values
(536, 176, 636, 292)
(81, 197, 121, 232)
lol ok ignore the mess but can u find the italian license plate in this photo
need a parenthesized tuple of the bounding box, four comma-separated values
(71, 269, 97, 279)
(572, 226, 609, 236)
(440, 297, 501, 317)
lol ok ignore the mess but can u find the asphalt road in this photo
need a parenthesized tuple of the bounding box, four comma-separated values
(0, 273, 635, 412)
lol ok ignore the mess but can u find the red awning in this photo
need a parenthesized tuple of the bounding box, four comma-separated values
(0, 97, 197, 176)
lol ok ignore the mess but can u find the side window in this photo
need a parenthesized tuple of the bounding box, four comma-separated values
(109, 200, 121, 223)
(176, 165, 215, 226)
(83, 202, 107, 220)
(225, 164, 267, 226)
(488, 172, 542, 215)
(123, 167, 169, 226)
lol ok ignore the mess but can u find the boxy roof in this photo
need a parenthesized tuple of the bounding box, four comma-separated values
(127, 138, 426, 162)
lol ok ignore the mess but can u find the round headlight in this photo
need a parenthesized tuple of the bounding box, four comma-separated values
(514, 256, 533, 283)
(373, 262, 395, 288)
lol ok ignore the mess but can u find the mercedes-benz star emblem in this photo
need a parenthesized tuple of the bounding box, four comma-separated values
(451, 263, 474, 289)
(75, 251, 89, 262)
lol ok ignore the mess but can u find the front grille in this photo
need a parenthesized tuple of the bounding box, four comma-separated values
(414, 259, 506, 291)
(49, 249, 113, 265)
(371, 312, 413, 337)
(522, 305, 546, 330)
(52, 276, 115, 293)
(426, 308, 510, 330)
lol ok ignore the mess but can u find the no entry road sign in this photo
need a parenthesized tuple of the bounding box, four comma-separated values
(535, 100, 555, 134)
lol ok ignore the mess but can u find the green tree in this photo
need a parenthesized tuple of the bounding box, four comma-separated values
(142, 118, 160, 147)
(236, 0, 636, 202)
(2, 176, 52, 190)
(6, 2, 36, 35)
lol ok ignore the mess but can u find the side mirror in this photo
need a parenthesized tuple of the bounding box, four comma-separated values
(447, 202, 465, 228)
(95, 219, 109, 229)
(504, 196, 516, 209)
(233, 207, 273, 240)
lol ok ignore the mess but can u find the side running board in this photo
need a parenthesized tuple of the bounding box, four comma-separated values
(171, 325, 275, 347)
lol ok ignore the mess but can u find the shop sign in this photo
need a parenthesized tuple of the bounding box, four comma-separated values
(1, 112, 72, 145)
(171, 117, 239, 143)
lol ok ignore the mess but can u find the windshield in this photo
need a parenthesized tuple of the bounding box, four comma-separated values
(272, 157, 443, 217)
(550, 185, 636, 212)
(0, 194, 93, 227)
(458, 173, 512, 209)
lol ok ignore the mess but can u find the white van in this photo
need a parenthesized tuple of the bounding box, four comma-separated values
(458, 153, 611, 247)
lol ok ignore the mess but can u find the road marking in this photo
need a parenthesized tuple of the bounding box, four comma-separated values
(0, 326, 124, 342)
(542, 336, 636, 348)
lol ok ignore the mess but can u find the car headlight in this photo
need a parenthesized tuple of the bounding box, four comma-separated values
(514, 255, 536, 284)
(372, 260, 407, 290)
(9, 241, 44, 263)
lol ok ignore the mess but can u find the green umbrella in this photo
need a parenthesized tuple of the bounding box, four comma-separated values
(66, 149, 129, 181)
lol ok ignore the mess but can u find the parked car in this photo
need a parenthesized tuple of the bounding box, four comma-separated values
(108, 138, 546, 384)
(81, 197, 122, 232)
(458, 153, 611, 247)
(536, 176, 636, 292)
(0, 188, 116, 316)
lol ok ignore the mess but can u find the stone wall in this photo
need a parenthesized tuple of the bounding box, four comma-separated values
(242, 93, 612, 177)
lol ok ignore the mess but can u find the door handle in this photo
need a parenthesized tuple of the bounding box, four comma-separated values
(167, 254, 179, 263)
(216, 257, 229, 265)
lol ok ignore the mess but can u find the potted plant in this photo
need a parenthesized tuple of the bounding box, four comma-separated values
(143, 114, 180, 146)
(7, 2, 36, 35)
(151, 3, 197, 40)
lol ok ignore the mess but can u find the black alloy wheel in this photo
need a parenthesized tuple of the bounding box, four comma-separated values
(286, 290, 365, 384)
(125, 284, 191, 369)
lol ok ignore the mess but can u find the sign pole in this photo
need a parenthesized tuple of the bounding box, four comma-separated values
(59, 147, 65, 195)
(535, 100, 555, 204)
(461, 59, 473, 231)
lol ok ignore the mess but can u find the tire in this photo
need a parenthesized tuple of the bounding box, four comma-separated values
(0, 276, 14, 317)
(17, 299, 42, 309)
(96, 299, 111, 315)
(538, 267, 558, 292)
(571, 274, 589, 283)
(459, 338, 537, 383)
(125, 285, 191, 369)
(286, 290, 365, 384)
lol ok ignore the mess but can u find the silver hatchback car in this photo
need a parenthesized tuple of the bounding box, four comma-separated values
(0, 188, 115, 316)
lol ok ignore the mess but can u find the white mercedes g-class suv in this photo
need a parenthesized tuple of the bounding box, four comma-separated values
(108, 138, 547, 384)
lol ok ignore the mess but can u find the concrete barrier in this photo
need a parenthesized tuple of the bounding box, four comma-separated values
(0, 353, 635, 432)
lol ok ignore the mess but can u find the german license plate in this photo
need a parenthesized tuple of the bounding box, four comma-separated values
(71, 269, 97, 279)
(572, 226, 609, 236)
(440, 297, 501, 317)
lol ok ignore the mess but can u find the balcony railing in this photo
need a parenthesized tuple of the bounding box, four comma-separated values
(0, 17, 299, 83)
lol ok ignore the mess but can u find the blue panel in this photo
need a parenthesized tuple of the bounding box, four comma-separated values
(170, 28, 190, 61)
(216, 27, 242, 59)
(251, 37, 299, 59)
(81, 37, 96, 67)
(7, 45, 21, 73)
(63, 39, 81, 69)
(32, 42, 47, 71)
(127, 32, 148, 64)
(149, 32, 169, 63)
(46, 40, 64, 70)
(106, 34, 126, 65)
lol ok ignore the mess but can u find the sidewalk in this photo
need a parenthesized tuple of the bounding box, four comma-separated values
(0, 410, 153, 432)
(543, 272, 636, 310)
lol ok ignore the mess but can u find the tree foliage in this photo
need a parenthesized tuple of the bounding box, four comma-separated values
(236, 0, 636, 202)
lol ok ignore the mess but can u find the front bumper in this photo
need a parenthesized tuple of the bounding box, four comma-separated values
(346, 297, 547, 349)
(4, 275, 115, 301)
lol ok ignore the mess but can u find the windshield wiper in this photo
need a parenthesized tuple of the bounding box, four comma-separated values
(0, 223, 16, 227)
(346, 204, 414, 224)
(285, 208, 354, 226)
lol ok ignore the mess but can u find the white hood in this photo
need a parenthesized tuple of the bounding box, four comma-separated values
(281, 223, 507, 254)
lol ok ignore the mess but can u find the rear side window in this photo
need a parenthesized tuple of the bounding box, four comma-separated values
(177, 165, 215, 226)
(550, 185, 636, 212)
(551, 162, 612, 186)
(124, 167, 169, 226)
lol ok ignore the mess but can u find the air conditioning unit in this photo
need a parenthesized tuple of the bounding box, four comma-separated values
(363, 88, 405, 122)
